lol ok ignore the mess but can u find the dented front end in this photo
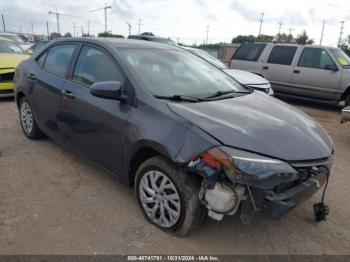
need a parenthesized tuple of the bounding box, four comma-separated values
(187, 146, 332, 223)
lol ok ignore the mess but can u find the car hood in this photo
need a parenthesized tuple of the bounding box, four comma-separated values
(0, 53, 29, 69)
(223, 69, 268, 85)
(168, 92, 333, 161)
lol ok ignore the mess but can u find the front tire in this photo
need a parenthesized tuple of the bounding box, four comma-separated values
(135, 156, 206, 236)
(19, 97, 45, 140)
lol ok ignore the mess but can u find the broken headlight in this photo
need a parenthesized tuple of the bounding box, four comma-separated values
(204, 146, 298, 180)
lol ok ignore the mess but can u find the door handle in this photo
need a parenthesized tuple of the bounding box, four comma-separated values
(293, 70, 300, 74)
(61, 90, 75, 99)
(262, 66, 269, 70)
(27, 73, 36, 80)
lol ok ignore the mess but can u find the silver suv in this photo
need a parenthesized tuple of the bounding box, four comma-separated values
(230, 43, 350, 106)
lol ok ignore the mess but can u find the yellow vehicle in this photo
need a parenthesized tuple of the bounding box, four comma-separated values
(0, 37, 29, 97)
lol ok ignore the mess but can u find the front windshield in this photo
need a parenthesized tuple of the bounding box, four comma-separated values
(0, 40, 24, 54)
(189, 48, 228, 69)
(329, 48, 350, 68)
(119, 49, 245, 97)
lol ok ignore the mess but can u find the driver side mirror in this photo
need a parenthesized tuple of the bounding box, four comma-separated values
(324, 64, 338, 71)
(90, 81, 127, 101)
(27, 49, 33, 55)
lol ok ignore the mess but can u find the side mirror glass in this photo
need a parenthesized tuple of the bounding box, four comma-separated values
(27, 49, 33, 55)
(341, 106, 350, 123)
(324, 64, 338, 71)
(90, 81, 125, 101)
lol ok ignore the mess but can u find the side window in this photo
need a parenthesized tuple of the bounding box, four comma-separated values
(298, 48, 336, 69)
(267, 46, 297, 65)
(43, 44, 76, 77)
(73, 46, 123, 86)
(232, 43, 266, 61)
(37, 52, 47, 68)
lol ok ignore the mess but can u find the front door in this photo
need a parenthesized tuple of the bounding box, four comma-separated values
(59, 44, 131, 175)
(291, 47, 341, 100)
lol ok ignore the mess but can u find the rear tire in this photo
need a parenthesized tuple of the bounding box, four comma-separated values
(135, 156, 206, 236)
(19, 97, 45, 140)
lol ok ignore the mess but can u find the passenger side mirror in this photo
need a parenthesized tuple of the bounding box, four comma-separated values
(90, 81, 126, 101)
(27, 50, 33, 55)
(324, 64, 338, 71)
(341, 106, 350, 123)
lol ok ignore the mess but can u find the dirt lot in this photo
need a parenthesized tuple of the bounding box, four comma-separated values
(0, 97, 350, 255)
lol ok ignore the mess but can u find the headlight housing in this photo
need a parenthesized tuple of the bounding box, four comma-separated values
(199, 146, 299, 188)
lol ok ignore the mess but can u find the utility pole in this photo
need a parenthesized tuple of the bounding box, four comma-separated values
(1, 13, 5, 32)
(49, 9, 60, 35)
(18, 25, 22, 33)
(258, 11, 264, 36)
(138, 19, 143, 34)
(87, 21, 90, 36)
(277, 22, 283, 35)
(73, 22, 76, 37)
(206, 25, 209, 44)
(31, 22, 34, 35)
(46, 21, 50, 39)
(125, 20, 131, 36)
(81, 26, 84, 36)
(320, 20, 325, 45)
(176, 37, 180, 44)
(338, 21, 344, 47)
(90, 4, 112, 33)
(287, 27, 294, 35)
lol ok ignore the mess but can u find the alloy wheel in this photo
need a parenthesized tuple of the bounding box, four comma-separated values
(21, 102, 34, 135)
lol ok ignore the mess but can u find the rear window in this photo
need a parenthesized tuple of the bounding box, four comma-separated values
(267, 46, 297, 65)
(232, 43, 266, 62)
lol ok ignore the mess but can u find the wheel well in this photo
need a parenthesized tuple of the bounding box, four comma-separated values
(128, 147, 161, 187)
(16, 92, 25, 108)
(340, 86, 350, 102)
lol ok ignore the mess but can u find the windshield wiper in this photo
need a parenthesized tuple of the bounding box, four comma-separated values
(154, 95, 205, 102)
(205, 90, 252, 99)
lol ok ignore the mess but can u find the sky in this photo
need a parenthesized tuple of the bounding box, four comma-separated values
(0, 0, 349, 46)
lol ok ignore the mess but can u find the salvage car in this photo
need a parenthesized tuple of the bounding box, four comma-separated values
(184, 47, 273, 95)
(0, 37, 29, 97)
(15, 38, 334, 236)
(230, 42, 350, 105)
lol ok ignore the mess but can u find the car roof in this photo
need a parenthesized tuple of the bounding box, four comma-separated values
(252, 42, 336, 49)
(0, 36, 13, 42)
(0, 32, 18, 36)
(53, 37, 179, 50)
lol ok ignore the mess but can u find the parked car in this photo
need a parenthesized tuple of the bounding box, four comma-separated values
(128, 34, 177, 46)
(341, 107, 350, 123)
(26, 40, 51, 55)
(183, 47, 273, 95)
(0, 37, 29, 97)
(15, 38, 334, 236)
(0, 32, 32, 50)
(230, 42, 350, 105)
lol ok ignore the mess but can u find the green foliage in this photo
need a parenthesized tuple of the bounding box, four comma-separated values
(98, 32, 124, 38)
(295, 30, 314, 45)
(276, 33, 294, 43)
(197, 43, 223, 50)
(231, 35, 256, 43)
(49, 32, 61, 40)
(256, 34, 274, 42)
(141, 32, 155, 36)
(340, 35, 350, 56)
(63, 32, 72, 37)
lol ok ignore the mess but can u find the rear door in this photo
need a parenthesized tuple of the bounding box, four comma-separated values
(262, 45, 298, 94)
(60, 44, 132, 175)
(230, 43, 267, 74)
(290, 47, 341, 100)
(28, 43, 77, 141)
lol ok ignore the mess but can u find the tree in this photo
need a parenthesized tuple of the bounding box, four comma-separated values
(276, 33, 294, 43)
(340, 35, 350, 56)
(49, 32, 61, 40)
(98, 32, 124, 38)
(256, 34, 274, 42)
(295, 30, 314, 45)
(231, 35, 256, 43)
(63, 32, 72, 37)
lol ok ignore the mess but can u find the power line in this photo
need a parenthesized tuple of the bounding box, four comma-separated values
(90, 3, 112, 33)
(320, 20, 325, 45)
(138, 18, 143, 34)
(206, 25, 209, 44)
(338, 21, 344, 47)
(258, 11, 264, 36)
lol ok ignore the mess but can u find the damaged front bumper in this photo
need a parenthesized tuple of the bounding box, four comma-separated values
(187, 149, 332, 222)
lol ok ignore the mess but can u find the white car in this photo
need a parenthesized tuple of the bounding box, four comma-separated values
(0, 33, 32, 50)
(184, 47, 273, 96)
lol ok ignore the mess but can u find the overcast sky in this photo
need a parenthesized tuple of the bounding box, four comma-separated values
(0, 0, 349, 46)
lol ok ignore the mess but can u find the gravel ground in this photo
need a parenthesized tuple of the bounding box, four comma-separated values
(0, 97, 349, 255)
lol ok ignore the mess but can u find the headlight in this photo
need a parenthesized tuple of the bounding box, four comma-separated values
(205, 146, 297, 179)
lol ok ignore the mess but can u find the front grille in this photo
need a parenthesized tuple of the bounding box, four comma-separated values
(273, 157, 332, 194)
(0, 72, 15, 82)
